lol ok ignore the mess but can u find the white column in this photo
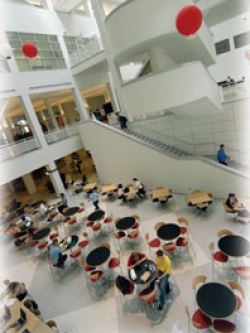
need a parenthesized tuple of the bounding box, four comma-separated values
(41, 0, 54, 10)
(44, 99, 58, 130)
(19, 95, 48, 147)
(22, 173, 37, 194)
(46, 162, 65, 196)
(71, 82, 90, 120)
(148, 46, 176, 72)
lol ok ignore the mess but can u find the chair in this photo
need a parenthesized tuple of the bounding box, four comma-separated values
(177, 217, 188, 237)
(78, 232, 89, 254)
(227, 280, 245, 311)
(185, 306, 212, 333)
(49, 227, 59, 241)
(191, 275, 207, 308)
(234, 266, 250, 282)
(115, 275, 135, 314)
(70, 247, 83, 267)
(154, 222, 166, 231)
(114, 231, 126, 250)
(209, 242, 229, 278)
(87, 270, 107, 300)
(144, 233, 160, 256)
(217, 229, 234, 238)
(127, 229, 140, 248)
(162, 242, 176, 257)
(103, 213, 114, 232)
(91, 222, 102, 237)
(212, 319, 236, 333)
(139, 286, 162, 323)
(176, 236, 189, 255)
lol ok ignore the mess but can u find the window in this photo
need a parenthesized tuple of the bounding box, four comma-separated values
(63, 35, 90, 55)
(234, 31, 250, 49)
(6, 32, 66, 72)
(215, 39, 230, 55)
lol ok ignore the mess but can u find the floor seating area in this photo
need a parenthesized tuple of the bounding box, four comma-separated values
(1, 178, 250, 333)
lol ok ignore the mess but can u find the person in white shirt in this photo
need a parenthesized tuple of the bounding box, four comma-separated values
(133, 178, 146, 198)
(39, 201, 49, 215)
(117, 184, 126, 202)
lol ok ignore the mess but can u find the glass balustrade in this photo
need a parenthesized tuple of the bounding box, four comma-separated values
(0, 137, 40, 162)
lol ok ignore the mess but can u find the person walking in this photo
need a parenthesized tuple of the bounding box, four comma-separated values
(89, 189, 100, 210)
(217, 144, 229, 165)
(116, 112, 128, 129)
(155, 249, 172, 310)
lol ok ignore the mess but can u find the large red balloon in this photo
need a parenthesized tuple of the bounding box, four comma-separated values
(176, 5, 203, 36)
(22, 42, 38, 58)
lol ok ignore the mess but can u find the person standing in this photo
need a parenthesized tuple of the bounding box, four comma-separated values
(133, 178, 146, 198)
(155, 249, 172, 310)
(116, 112, 128, 129)
(89, 189, 100, 210)
(217, 144, 229, 165)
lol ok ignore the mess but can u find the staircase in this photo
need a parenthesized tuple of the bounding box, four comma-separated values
(126, 129, 192, 158)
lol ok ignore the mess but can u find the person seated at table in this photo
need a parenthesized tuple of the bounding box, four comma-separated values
(133, 178, 146, 198)
(225, 193, 239, 211)
(127, 251, 147, 269)
(7, 198, 22, 213)
(48, 238, 68, 269)
(155, 249, 172, 311)
(117, 184, 126, 202)
(3, 281, 28, 302)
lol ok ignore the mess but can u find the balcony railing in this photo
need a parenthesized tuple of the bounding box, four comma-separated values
(69, 36, 104, 67)
(44, 124, 79, 144)
(0, 137, 40, 162)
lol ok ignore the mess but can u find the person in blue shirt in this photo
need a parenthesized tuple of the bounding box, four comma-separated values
(217, 144, 229, 165)
(89, 190, 100, 210)
(48, 239, 67, 268)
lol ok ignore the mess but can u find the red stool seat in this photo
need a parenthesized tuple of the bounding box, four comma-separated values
(213, 251, 228, 262)
(192, 309, 212, 329)
(148, 238, 161, 248)
(213, 319, 236, 333)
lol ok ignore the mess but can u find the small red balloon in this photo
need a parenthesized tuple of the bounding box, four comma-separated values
(176, 5, 203, 36)
(22, 42, 38, 58)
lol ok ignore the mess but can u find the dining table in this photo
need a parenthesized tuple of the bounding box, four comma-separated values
(83, 182, 97, 193)
(186, 191, 212, 206)
(86, 245, 111, 267)
(116, 216, 136, 230)
(152, 187, 172, 201)
(101, 183, 117, 195)
(157, 223, 181, 241)
(62, 206, 79, 217)
(128, 259, 157, 285)
(196, 282, 237, 318)
(87, 209, 105, 223)
(218, 234, 250, 257)
(32, 227, 51, 241)
(59, 235, 79, 251)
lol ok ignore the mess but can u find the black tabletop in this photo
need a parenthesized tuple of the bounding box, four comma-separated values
(116, 217, 136, 230)
(128, 259, 157, 285)
(196, 282, 236, 318)
(59, 235, 79, 251)
(218, 235, 250, 257)
(87, 210, 105, 222)
(157, 223, 181, 240)
(62, 206, 79, 217)
(32, 227, 50, 241)
(86, 246, 111, 266)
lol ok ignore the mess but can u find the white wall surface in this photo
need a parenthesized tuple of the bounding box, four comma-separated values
(209, 13, 250, 81)
(79, 121, 250, 198)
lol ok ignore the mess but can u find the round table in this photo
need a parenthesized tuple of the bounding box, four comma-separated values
(196, 282, 236, 318)
(62, 206, 79, 217)
(157, 223, 181, 241)
(87, 210, 105, 222)
(86, 246, 110, 267)
(218, 235, 250, 257)
(32, 227, 50, 241)
(116, 217, 136, 230)
(59, 235, 79, 251)
(128, 259, 157, 285)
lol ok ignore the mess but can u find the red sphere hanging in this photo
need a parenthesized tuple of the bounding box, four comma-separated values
(176, 5, 203, 36)
(22, 42, 38, 58)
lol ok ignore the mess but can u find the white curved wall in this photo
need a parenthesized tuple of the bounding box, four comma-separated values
(122, 62, 221, 117)
(105, 0, 215, 65)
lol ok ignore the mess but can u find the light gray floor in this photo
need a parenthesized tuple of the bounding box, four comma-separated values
(1, 189, 250, 333)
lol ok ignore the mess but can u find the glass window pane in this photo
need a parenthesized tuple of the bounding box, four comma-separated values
(56, 59, 66, 69)
(43, 59, 57, 69)
(10, 41, 21, 48)
(17, 59, 30, 71)
(40, 50, 53, 58)
(48, 36, 58, 42)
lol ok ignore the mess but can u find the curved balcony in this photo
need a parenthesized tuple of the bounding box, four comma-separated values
(105, 0, 215, 65)
(122, 61, 222, 117)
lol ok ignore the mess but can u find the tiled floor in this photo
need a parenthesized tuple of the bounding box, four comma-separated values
(1, 182, 250, 333)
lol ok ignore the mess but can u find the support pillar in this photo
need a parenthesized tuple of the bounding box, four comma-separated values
(71, 83, 90, 120)
(22, 173, 37, 194)
(46, 162, 65, 197)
